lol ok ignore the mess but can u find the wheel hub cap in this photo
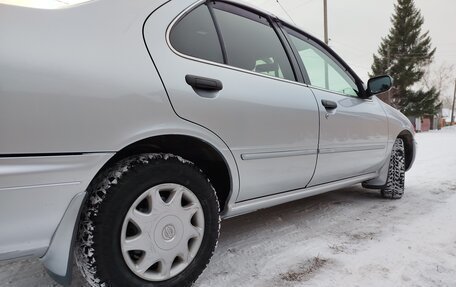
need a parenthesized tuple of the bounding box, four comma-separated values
(120, 183, 205, 281)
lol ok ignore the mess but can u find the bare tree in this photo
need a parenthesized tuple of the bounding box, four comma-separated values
(422, 63, 455, 108)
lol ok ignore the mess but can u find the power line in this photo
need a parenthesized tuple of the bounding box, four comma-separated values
(323, 0, 328, 45)
(276, 0, 297, 25)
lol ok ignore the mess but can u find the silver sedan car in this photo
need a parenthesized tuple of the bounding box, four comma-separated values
(0, 0, 416, 286)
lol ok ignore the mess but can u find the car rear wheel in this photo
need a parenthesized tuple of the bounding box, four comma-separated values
(75, 153, 220, 287)
(381, 138, 405, 199)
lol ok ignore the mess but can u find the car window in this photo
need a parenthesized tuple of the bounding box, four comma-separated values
(212, 6, 295, 81)
(170, 5, 224, 64)
(287, 32, 358, 96)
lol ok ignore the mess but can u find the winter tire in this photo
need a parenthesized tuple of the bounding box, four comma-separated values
(381, 138, 405, 199)
(75, 153, 220, 287)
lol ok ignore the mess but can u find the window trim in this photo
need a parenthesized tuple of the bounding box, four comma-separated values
(207, 2, 228, 64)
(211, 1, 270, 26)
(270, 18, 305, 83)
(165, 0, 303, 85)
(275, 21, 309, 84)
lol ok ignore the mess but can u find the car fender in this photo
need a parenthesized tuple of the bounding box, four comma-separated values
(363, 98, 416, 188)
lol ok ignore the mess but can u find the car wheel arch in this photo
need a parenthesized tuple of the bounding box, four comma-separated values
(42, 133, 236, 285)
(101, 134, 233, 212)
(397, 130, 415, 171)
(363, 129, 415, 190)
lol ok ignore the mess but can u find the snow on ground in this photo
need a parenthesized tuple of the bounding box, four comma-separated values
(1, 127, 456, 287)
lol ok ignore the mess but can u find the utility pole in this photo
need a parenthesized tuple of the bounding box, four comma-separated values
(323, 0, 328, 45)
(323, 0, 329, 89)
(451, 79, 456, 125)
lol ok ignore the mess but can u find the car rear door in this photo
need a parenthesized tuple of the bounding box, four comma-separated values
(144, 1, 319, 201)
(283, 27, 389, 186)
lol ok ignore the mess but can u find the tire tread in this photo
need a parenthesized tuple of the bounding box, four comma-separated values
(75, 153, 220, 287)
(381, 138, 405, 199)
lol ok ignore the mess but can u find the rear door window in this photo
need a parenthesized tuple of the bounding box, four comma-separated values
(169, 3, 296, 82)
(169, 5, 224, 64)
(212, 4, 295, 81)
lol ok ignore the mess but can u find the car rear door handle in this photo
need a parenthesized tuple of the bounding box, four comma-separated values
(321, 99, 337, 109)
(185, 75, 223, 91)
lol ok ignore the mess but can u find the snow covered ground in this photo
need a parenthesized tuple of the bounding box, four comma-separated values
(1, 127, 456, 287)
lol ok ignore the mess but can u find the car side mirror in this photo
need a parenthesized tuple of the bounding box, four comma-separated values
(367, 75, 393, 96)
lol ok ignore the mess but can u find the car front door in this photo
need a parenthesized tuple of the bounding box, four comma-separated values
(283, 27, 389, 186)
(144, 1, 320, 201)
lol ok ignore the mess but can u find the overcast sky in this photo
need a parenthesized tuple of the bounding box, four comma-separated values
(240, 0, 456, 97)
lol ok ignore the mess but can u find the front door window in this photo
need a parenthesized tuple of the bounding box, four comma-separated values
(286, 30, 359, 97)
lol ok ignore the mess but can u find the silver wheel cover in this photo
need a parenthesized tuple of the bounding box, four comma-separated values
(120, 183, 205, 281)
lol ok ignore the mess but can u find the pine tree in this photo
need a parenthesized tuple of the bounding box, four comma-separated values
(370, 0, 441, 116)
(402, 87, 441, 116)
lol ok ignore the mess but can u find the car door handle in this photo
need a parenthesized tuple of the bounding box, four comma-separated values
(185, 74, 223, 91)
(321, 99, 337, 109)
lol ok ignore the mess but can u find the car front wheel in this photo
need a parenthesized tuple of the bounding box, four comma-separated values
(381, 138, 405, 199)
(75, 153, 220, 287)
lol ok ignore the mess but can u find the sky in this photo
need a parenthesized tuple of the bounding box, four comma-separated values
(240, 0, 456, 98)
